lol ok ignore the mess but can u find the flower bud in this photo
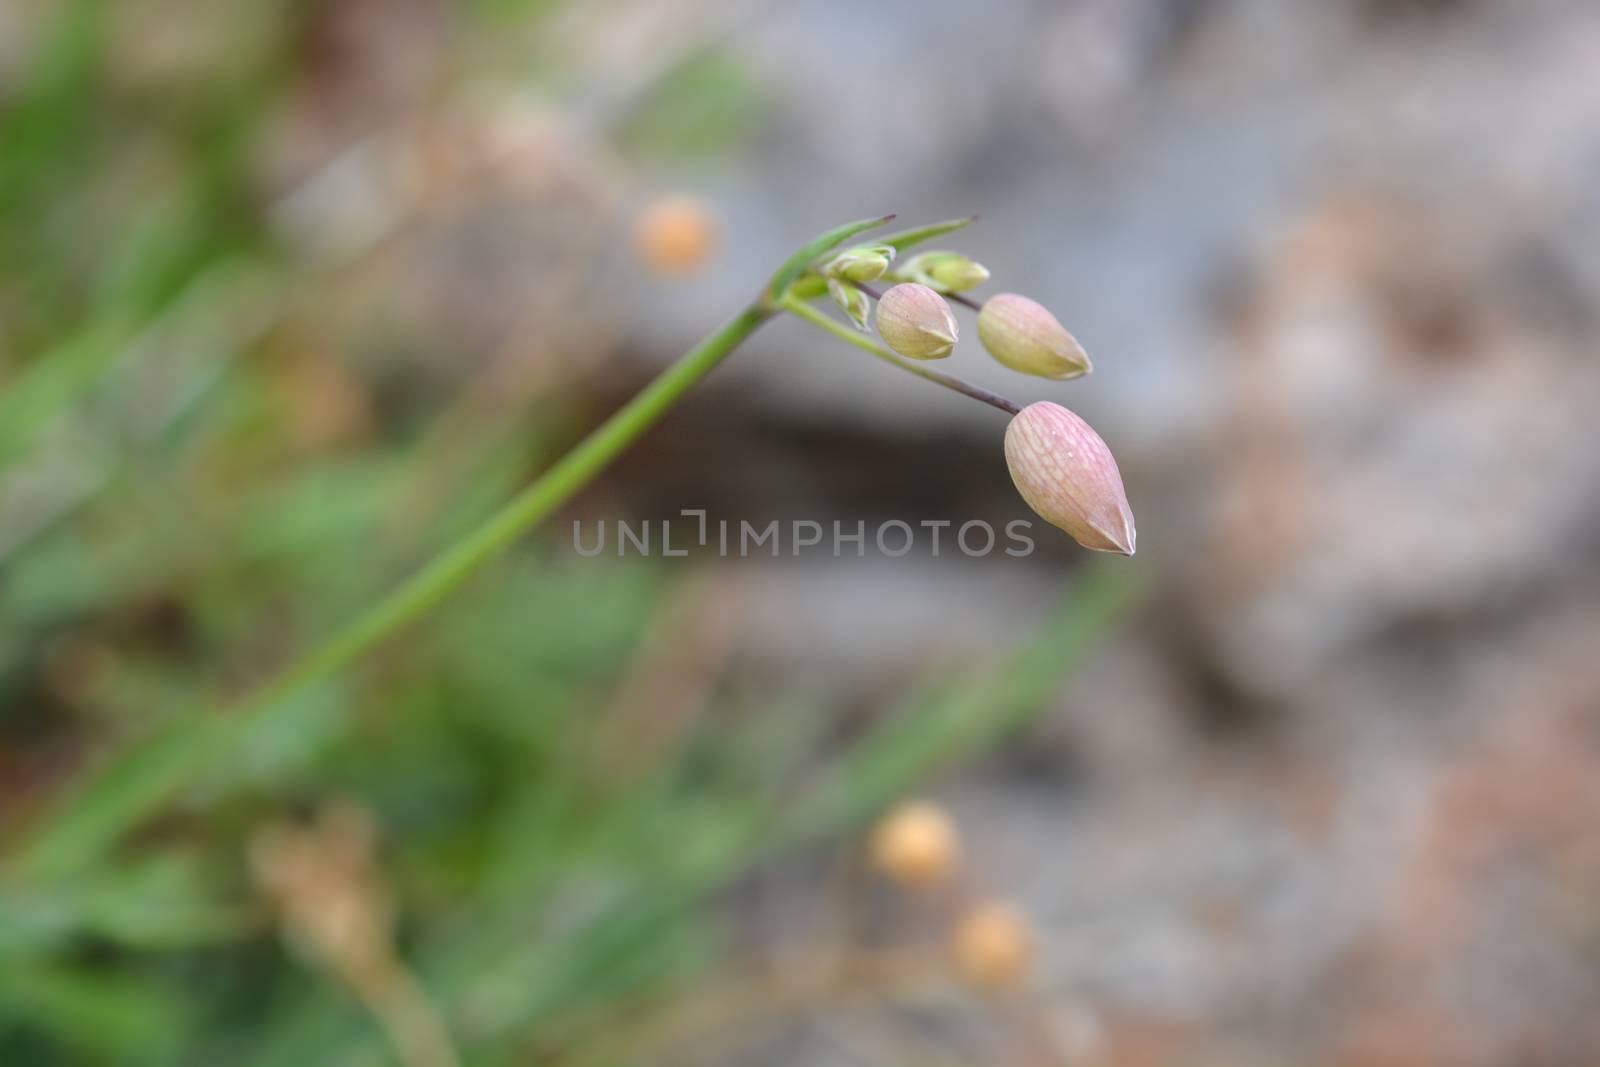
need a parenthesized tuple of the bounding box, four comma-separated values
(903, 250, 990, 293)
(951, 900, 1032, 991)
(977, 293, 1090, 380)
(1004, 402, 1135, 555)
(875, 283, 958, 360)
(870, 800, 960, 889)
(828, 278, 871, 332)
(825, 243, 895, 283)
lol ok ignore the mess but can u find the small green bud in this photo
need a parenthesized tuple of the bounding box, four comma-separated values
(824, 243, 895, 283)
(903, 251, 990, 293)
(977, 293, 1091, 380)
(875, 283, 958, 360)
(828, 278, 871, 332)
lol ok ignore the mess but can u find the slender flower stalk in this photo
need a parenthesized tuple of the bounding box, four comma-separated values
(13, 303, 777, 879)
(858, 279, 979, 313)
(11, 213, 907, 879)
(9, 213, 1132, 884)
(781, 296, 1019, 415)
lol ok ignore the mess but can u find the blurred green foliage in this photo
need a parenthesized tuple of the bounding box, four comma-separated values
(0, 2, 1132, 1063)
(617, 55, 765, 163)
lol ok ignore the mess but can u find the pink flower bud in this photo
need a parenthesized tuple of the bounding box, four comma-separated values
(1004, 402, 1135, 555)
(977, 293, 1091, 380)
(875, 282, 958, 360)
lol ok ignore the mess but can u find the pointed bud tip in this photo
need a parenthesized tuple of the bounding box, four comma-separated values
(978, 293, 1091, 380)
(1004, 401, 1136, 555)
(875, 282, 959, 360)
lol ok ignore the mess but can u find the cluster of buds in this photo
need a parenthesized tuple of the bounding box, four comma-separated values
(866, 799, 1037, 992)
(808, 223, 1134, 555)
(823, 243, 896, 330)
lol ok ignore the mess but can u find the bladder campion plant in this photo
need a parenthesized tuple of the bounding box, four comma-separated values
(12, 214, 1135, 880)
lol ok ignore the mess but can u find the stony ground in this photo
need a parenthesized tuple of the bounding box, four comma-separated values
(602, 2, 1600, 1062)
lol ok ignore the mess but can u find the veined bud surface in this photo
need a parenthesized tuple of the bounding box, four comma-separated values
(977, 293, 1090, 380)
(828, 278, 872, 332)
(1005, 402, 1135, 555)
(904, 250, 990, 293)
(875, 282, 958, 360)
(825, 243, 895, 283)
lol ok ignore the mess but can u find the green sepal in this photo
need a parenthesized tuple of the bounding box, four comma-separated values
(878, 216, 977, 254)
(827, 278, 872, 331)
(765, 214, 896, 303)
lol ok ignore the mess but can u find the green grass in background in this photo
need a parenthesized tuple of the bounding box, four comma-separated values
(0, 3, 1137, 1062)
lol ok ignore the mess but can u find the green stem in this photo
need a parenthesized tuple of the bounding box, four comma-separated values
(780, 296, 1020, 415)
(10, 304, 774, 881)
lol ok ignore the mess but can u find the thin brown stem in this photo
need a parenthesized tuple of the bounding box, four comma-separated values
(781, 297, 1021, 416)
(855, 280, 982, 312)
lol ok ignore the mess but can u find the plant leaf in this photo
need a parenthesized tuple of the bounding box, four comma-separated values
(784, 561, 1137, 838)
(879, 215, 977, 253)
(765, 214, 895, 301)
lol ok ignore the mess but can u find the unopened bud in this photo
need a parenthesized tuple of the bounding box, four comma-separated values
(951, 900, 1032, 991)
(1005, 402, 1135, 555)
(903, 250, 990, 293)
(977, 293, 1091, 380)
(870, 800, 960, 889)
(828, 278, 872, 332)
(875, 283, 958, 360)
(825, 243, 895, 283)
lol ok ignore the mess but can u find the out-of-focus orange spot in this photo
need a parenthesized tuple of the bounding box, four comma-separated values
(633, 195, 719, 277)
(951, 899, 1033, 991)
(870, 800, 961, 889)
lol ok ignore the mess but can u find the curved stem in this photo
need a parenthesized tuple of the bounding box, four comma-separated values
(352, 958, 462, 1067)
(780, 296, 1020, 416)
(12, 304, 775, 880)
(858, 279, 981, 312)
